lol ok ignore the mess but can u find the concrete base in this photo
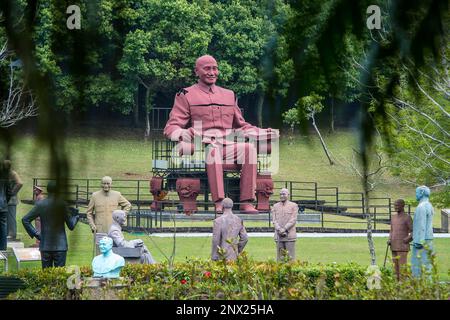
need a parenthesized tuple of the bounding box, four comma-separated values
(7, 241, 24, 249)
(80, 277, 129, 300)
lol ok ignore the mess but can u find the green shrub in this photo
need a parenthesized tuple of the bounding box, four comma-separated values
(5, 255, 449, 300)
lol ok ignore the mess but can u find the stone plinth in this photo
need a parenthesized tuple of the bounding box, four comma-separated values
(80, 277, 129, 300)
(441, 209, 450, 232)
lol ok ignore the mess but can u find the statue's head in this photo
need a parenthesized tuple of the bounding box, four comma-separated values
(415, 186, 430, 201)
(98, 236, 113, 254)
(280, 188, 289, 202)
(394, 199, 405, 213)
(2, 159, 11, 171)
(33, 185, 43, 196)
(112, 210, 126, 226)
(46, 180, 57, 195)
(195, 55, 218, 86)
(222, 197, 233, 210)
(101, 176, 112, 192)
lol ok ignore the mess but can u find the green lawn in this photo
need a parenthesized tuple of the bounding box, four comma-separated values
(3, 130, 448, 279)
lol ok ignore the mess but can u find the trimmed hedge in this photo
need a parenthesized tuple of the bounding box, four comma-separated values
(5, 254, 449, 300)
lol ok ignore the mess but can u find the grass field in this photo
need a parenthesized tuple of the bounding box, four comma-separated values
(3, 129, 449, 279)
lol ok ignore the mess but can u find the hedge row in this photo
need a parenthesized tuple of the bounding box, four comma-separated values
(6, 254, 449, 300)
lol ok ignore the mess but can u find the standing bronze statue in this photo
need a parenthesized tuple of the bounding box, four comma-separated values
(272, 188, 298, 262)
(3, 160, 23, 241)
(388, 199, 412, 280)
(22, 181, 79, 268)
(211, 198, 248, 261)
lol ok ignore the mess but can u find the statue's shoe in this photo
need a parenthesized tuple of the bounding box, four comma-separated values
(215, 202, 223, 214)
(240, 203, 258, 214)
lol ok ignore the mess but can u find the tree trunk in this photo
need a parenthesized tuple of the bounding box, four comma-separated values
(256, 92, 264, 127)
(145, 111, 150, 138)
(330, 97, 335, 133)
(364, 183, 377, 265)
(144, 87, 152, 138)
(133, 88, 139, 127)
(311, 115, 334, 165)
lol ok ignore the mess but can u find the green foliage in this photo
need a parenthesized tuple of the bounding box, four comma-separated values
(282, 108, 300, 129)
(6, 257, 449, 300)
(296, 93, 325, 119)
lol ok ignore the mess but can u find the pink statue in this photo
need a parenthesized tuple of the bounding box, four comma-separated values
(255, 174, 274, 211)
(176, 178, 201, 215)
(150, 177, 165, 211)
(164, 55, 278, 213)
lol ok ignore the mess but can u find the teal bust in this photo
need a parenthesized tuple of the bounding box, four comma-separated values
(92, 236, 125, 278)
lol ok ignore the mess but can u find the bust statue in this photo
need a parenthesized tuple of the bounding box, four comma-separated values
(92, 236, 125, 278)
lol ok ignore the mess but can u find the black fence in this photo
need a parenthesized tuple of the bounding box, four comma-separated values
(26, 177, 417, 232)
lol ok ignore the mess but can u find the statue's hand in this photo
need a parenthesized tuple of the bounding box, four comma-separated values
(91, 225, 97, 233)
(413, 243, 423, 249)
(179, 129, 195, 142)
(133, 239, 144, 247)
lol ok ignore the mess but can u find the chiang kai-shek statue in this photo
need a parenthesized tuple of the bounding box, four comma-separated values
(164, 55, 279, 213)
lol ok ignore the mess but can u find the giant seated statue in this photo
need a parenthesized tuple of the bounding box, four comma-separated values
(161, 55, 279, 215)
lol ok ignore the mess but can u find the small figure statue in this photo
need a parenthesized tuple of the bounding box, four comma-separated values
(388, 199, 412, 280)
(108, 210, 156, 264)
(411, 186, 434, 278)
(271, 188, 298, 262)
(211, 198, 248, 261)
(92, 236, 125, 278)
(4, 160, 23, 241)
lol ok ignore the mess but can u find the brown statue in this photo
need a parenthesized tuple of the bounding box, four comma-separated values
(388, 199, 413, 280)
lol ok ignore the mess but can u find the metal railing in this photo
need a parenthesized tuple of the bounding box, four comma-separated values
(29, 178, 407, 232)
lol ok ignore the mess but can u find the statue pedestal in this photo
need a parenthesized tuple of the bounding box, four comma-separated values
(176, 178, 201, 214)
(81, 277, 129, 300)
(150, 177, 164, 211)
(256, 174, 273, 212)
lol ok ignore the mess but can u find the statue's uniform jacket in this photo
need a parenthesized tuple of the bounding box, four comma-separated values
(164, 83, 259, 141)
(211, 212, 248, 261)
(271, 201, 298, 241)
(412, 200, 434, 244)
(411, 198, 434, 277)
(86, 190, 131, 234)
(389, 213, 412, 251)
(164, 83, 261, 202)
